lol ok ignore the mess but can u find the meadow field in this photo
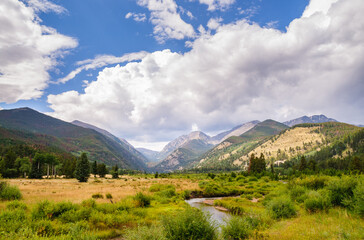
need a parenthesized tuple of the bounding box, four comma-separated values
(0, 173, 363, 240)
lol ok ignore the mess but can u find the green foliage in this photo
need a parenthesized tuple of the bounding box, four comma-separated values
(106, 193, 113, 199)
(134, 192, 151, 207)
(304, 190, 332, 213)
(0, 181, 22, 200)
(221, 216, 254, 240)
(111, 164, 119, 179)
(248, 153, 266, 174)
(97, 163, 108, 178)
(75, 153, 90, 182)
(352, 179, 364, 217)
(326, 177, 357, 207)
(162, 207, 217, 240)
(267, 196, 297, 219)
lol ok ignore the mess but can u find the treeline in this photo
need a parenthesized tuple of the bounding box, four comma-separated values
(0, 144, 141, 180)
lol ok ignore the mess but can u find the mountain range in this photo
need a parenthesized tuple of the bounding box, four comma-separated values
(1, 108, 352, 173)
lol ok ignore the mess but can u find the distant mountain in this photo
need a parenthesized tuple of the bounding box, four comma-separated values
(137, 148, 160, 163)
(153, 139, 214, 172)
(157, 131, 211, 161)
(210, 121, 260, 143)
(284, 114, 337, 127)
(71, 120, 148, 164)
(0, 108, 147, 170)
(194, 119, 289, 169)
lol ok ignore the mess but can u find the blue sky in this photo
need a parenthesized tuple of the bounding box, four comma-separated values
(0, 0, 363, 150)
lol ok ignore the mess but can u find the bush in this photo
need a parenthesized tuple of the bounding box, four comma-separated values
(92, 193, 104, 199)
(289, 185, 307, 203)
(267, 196, 297, 219)
(6, 200, 27, 210)
(134, 192, 151, 208)
(106, 193, 113, 199)
(162, 207, 217, 240)
(304, 190, 331, 213)
(0, 182, 22, 201)
(221, 216, 252, 240)
(326, 177, 357, 206)
(353, 180, 364, 217)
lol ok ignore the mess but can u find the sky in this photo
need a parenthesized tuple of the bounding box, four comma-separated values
(0, 0, 363, 151)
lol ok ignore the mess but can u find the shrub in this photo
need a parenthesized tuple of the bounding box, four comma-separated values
(6, 200, 27, 210)
(267, 196, 297, 219)
(222, 216, 258, 240)
(293, 176, 328, 190)
(31, 219, 55, 237)
(326, 177, 357, 206)
(162, 207, 217, 240)
(0, 182, 22, 201)
(304, 190, 331, 213)
(353, 180, 364, 217)
(0, 209, 27, 233)
(106, 193, 113, 199)
(134, 192, 151, 208)
(92, 193, 104, 199)
(289, 185, 307, 203)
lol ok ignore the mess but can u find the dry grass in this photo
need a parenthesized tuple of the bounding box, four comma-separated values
(5, 175, 199, 205)
(238, 127, 324, 164)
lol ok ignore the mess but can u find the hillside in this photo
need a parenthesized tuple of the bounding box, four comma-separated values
(71, 120, 148, 164)
(0, 108, 147, 170)
(225, 122, 360, 169)
(209, 121, 260, 143)
(193, 120, 288, 170)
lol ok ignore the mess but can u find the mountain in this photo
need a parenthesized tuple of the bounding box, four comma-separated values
(210, 121, 260, 143)
(0, 108, 147, 170)
(71, 120, 148, 164)
(153, 139, 214, 172)
(194, 120, 289, 169)
(283, 114, 337, 127)
(137, 148, 160, 163)
(157, 131, 211, 161)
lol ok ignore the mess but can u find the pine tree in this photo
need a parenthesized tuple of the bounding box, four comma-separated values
(75, 153, 90, 182)
(97, 163, 108, 178)
(299, 156, 307, 171)
(92, 160, 98, 177)
(112, 165, 119, 179)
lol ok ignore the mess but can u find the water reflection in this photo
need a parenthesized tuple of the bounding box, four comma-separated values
(185, 198, 231, 227)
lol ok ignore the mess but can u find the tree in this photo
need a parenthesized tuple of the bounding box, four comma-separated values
(92, 160, 98, 177)
(112, 165, 119, 179)
(15, 157, 31, 178)
(299, 156, 307, 171)
(29, 153, 45, 179)
(97, 163, 108, 178)
(308, 159, 317, 171)
(62, 158, 77, 178)
(75, 153, 90, 182)
(248, 153, 266, 174)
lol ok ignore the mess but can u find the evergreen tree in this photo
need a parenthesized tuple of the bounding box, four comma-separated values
(112, 165, 119, 179)
(75, 153, 90, 182)
(299, 156, 307, 171)
(97, 163, 108, 178)
(92, 160, 98, 177)
(308, 159, 317, 171)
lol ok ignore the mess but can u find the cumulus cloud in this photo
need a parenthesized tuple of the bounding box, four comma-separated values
(58, 51, 148, 83)
(0, 0, 77, 103)
(198, 0, 235, 11)
(137, 0, 195, 43)
(125, 12, 147, 22)
(48, 0, 364, 142)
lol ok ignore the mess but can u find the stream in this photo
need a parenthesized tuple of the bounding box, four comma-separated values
(185, 198, 231, 227)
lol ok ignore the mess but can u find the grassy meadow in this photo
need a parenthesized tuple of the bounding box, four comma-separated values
(0, 173, 363, 239)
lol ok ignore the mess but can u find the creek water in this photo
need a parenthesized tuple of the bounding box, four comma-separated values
(185, 198, 231, 227)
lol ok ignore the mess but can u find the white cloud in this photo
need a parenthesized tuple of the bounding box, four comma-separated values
(48, 0, 364, 142)
(198, 0, 235, 11)
(58, 51, 148, 83)
(207, 17, 223, 30)
(0, 0, 77, 103)
(26, 0, 67, 14)
(137, 0, 195, 43)
(125, 12, 147, 22)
